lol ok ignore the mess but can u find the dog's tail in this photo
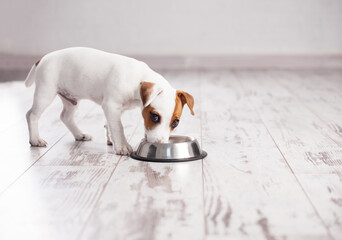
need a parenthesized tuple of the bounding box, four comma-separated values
(25, 59, 40, 87)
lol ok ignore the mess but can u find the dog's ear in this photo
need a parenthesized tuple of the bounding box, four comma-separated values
(140, 82, 163, 107)
(177, 90, 195, 115)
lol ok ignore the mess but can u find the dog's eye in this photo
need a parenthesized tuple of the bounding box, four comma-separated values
(150, 112, 160, 123)
(171, 119, 179, 128)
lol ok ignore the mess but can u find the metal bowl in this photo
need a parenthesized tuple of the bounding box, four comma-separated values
(130, 135, 207, 162)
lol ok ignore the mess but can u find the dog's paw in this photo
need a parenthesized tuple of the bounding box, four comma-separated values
(75, 134, 92, 141)
(114, 144, 133, 156)
(30, 138, 47, 147)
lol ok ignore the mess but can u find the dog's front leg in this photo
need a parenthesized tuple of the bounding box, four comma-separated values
(102, 102, 133, 155)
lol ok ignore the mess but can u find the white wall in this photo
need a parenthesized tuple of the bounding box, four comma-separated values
(1, 0, 342, 56)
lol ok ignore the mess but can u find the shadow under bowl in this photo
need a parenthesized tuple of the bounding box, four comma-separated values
(130, 135, 207, 162)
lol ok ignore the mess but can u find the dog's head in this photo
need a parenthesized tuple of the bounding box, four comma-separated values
(140, 81, 194, 143)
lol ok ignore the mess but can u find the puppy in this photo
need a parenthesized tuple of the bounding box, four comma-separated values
(25, 47, 194, 155)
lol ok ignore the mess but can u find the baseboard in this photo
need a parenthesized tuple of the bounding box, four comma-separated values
(134, 55, 342, 70)
(1, 54, 342, 82)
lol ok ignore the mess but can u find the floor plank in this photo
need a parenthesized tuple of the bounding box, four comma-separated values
(79, 71, 205, 240)
(237, 70, 341, 239)
(273, 70, 342, 143)
(1, 69, 341, 240)
(0, 107, 140, 240)
(201, 71, 331, 239)
(0, 92, 96, 193)
(273, 71, 342, 233)
(238, 71, 342, 174)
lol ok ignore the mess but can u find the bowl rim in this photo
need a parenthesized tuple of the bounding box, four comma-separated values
(130, 150, 207, 163)
(140, 135, 196, 145)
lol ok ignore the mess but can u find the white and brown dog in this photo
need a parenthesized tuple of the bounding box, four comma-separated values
(25, 47, 194, 155)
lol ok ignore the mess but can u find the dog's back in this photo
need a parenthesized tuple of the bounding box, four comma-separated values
(25, 47, 153, 102)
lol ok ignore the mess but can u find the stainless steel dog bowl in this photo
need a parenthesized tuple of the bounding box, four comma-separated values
(130, 135, 207, 162)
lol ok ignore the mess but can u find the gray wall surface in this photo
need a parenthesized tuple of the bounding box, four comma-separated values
(1, 0, 342, 56)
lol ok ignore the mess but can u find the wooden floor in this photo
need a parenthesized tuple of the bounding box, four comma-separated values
(0, 69, 341, 240)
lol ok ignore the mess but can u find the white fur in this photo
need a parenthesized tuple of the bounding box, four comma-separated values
(25, 47, 176, 155)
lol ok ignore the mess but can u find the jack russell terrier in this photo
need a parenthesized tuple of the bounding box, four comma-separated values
(25, 47, 194, 155)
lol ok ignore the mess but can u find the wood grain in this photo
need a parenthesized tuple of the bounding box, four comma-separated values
(0, 107, 140, 240)
(237, 70, 342, 239)
(274, 70, 342, 143)
(0, 92, 96, 193)
(201, 71, 331, 239)
(1, 69, 341, 240)
(273, 70, 342, 239)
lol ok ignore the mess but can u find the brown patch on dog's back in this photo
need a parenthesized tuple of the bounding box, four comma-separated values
(142, 105, 160, 130)
(35, 59, 41, 66)
(140, 82, 155, 106)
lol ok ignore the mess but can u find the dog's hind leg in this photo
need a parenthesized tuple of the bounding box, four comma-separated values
(26, 83, 57, 147)
(59, 96, 92, 141)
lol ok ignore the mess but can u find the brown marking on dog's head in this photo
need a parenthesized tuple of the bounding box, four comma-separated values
(35, 59, 41, 66)
(140, 82, 155, 106)
(170, 94, 183, 130)
(142, 105, 161, 130)
(177, 90, 195, 115)
(170, 90, 195, 130)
